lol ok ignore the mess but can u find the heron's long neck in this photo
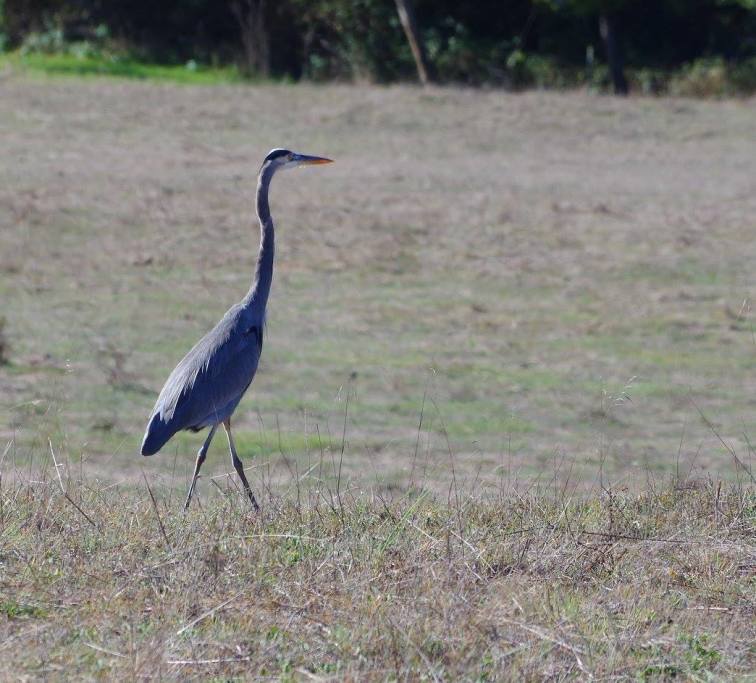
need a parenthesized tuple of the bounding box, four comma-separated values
(246, 165, 275, 314)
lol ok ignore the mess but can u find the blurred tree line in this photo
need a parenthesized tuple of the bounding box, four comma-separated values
(2, 0, 756, 93)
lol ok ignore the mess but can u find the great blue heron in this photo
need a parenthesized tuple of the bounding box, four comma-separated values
(141, 148, 333, 510)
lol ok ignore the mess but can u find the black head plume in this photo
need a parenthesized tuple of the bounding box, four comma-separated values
(264, 148, 291, 162)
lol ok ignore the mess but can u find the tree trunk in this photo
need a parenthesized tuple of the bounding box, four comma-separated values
(599, 12, 628, 95)
(231, 0, 270, 78)
(394, 0, 433, 85)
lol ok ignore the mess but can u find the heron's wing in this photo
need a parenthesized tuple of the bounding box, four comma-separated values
(144, 317, 263, 451)
(165, 324, 262, 426)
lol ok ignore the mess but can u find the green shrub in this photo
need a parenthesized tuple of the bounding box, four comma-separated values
(524, 54, 584, 89)
(730, 56, 756, 94)
(670, 58, 731, 97)
(0, 0, 5, 52)
(18, 18, 113, 61)
(668, 57, 756, 97)
(629, 68, 669, 95)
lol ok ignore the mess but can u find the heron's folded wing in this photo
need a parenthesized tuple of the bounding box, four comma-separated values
(153, 323, 263, 430)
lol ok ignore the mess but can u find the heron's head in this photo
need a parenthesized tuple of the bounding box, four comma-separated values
(262, 148, 333, 173)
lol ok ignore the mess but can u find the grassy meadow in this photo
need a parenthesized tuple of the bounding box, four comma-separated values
(0, 71, 754, 679)
(0, 475, 752, 679)
(1, 74, 755, 490)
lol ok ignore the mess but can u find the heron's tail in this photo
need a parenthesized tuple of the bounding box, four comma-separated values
(141, 413, 174, 456)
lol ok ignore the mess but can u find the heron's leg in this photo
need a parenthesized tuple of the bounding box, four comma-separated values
(183, 424, 218, 511)
(223, 418, 259, 511)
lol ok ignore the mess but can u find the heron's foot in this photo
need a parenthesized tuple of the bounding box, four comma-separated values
(246, 489, 260, 512)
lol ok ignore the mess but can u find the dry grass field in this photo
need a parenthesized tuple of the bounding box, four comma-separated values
(0, 475, 752, 680)
(0, 74, 754, 679)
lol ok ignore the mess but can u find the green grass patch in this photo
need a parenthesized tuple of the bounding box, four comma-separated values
(168, 429, 315, 460)
(1, 600, 47, 619)
(1, 52, 244, 85)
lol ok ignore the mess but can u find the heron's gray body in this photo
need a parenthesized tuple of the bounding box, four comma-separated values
(140, 148, 331, 509)
(141, 302, 263, 455)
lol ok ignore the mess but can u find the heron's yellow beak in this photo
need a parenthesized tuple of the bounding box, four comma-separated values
(294, 154, 334, 166)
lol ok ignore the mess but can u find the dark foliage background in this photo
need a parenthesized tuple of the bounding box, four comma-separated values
(2, 0, 756, 89)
